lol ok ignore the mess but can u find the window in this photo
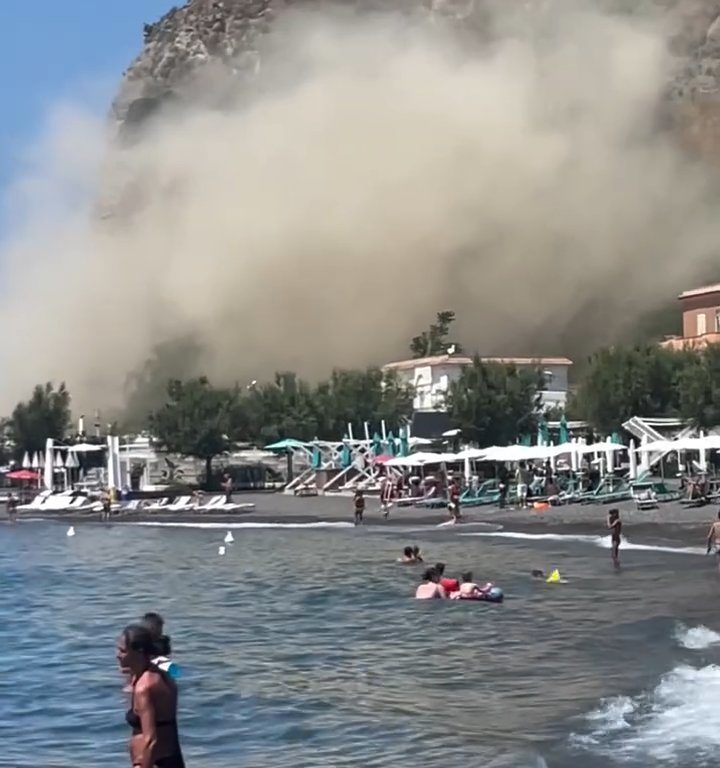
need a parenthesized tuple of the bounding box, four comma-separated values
(697, 312, 707, 336)
(715, 310, 720, 333)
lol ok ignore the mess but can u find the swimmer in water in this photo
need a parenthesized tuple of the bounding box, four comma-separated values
(412, 545, 423, 563)
(451, 571, 491, 599)
(706, 510, 720, 572)
(117, 624, 185, 768)
(607, 508, 622, 568)
(434, 562, 460, 594)
(398, 546, 416, 564)
(141, 612, 179, 679)
(531, 569, 545, 580)
(415, 567, 448, 599)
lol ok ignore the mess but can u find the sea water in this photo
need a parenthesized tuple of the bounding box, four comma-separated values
(1, 520, 719, 767)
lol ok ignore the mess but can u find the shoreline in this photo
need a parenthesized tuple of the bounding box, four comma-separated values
(5, 492, 716, 538)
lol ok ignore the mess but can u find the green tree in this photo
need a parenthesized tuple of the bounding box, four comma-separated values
(236, 372, 319, 445)
(150, 377, 237, 487)
(569, 346, 686, 433)
(678, 345, 720, 428)
(10, 382, 72, 458)
(446, 357, 544, 445)
(410, 310, 463, 358)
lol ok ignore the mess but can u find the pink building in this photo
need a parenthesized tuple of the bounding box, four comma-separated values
(661, 283, 720, 350)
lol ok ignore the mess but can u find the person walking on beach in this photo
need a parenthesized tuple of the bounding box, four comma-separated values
(515, 462, 531, 508)
(117, 624, 185, 768)
(6, 493, 17, 524)
(222, 474, 233, 503)
(353, 489, 365, 525)
(607, 508, 622, 568)
(705, 511, 720, 571)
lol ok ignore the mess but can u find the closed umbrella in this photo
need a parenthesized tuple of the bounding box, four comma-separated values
(399, 428, 410, 458)
(21, 452, 30, 469)
(386, 431, 396, 457)
(537, 418, 549, 446)
(31, 452, 39, 470)
(372, 432, 383, 457)
(628, 439, 638, 480)
(340, 441, 352, 469)
(559, 415, 570, 445)
(311, 444, 322, 470)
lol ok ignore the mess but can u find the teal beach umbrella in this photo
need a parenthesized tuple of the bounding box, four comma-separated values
(340, 441, 352, 468)
(311, 443, 322, 470)
(372, 432, 383, 457)
(559, 415, 570, 444)
(399, 428, 410, 457)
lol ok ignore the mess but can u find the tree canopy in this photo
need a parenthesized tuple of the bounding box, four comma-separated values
(446, 356, 544, 445)
(410, 310, 463, 358)
(568, 345, 690, 433)
(150, 377, 237, 484)
(10, 382, 71, 458)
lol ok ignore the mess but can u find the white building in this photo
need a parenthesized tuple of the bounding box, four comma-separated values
(382, 354, 573, 412)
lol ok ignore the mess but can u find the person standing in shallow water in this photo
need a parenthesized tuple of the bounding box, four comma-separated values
(6, 493, 17, 524)
(353, 489, 365, 525)
(705, 510, 720, 572)
(117, 624, 185, 768)
(607, 508, 622, 568)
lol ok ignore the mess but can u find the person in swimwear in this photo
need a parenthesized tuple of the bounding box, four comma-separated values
(353, 489, 365, 525)
(434, 562, 459, 594)
(531, 569, 545, 580)
(451, 571, 492, 599)
(607, 508, 622, 568)
(415, 568, 448, 599)
(6, 492, 17, 524)
(141, 612, 179, 679)
(398, 546, 416, 563)
(412, 545, 423, 563)
(706, 511, 720, 571)
(117, 624, 185, 768)
(447, 479, 462, 523)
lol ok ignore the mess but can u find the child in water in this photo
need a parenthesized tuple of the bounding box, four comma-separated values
(353, 490, 365, 526)
(607, 509, 622, 568)
(142, 612, 180, 679)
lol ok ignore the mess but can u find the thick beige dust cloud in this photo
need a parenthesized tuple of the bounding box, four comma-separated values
(0, 2, 718, 414)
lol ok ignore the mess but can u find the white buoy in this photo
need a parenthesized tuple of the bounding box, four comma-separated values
(224, 531, 234, 544)
(66, 526, 75, 537)
(218, 545, 226, 556)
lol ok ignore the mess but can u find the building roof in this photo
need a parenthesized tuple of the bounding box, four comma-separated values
(678, 283, 720, 300)
(383, 354, 573, 371)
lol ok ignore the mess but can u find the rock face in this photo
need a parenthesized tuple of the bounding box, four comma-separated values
(114, 0, 720, 146)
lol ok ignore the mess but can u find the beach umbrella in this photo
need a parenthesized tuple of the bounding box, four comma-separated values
(21, 452, 30, 469)
(65, 451, 79, 469)
(37, 451, 45, 469)
(628, 439, 638, 480)
(311, 443, 322, 470)
(340, 441, 352, 469)
(372, 432, 383, 457)
(611, 431, 623, 445)
(399, 428, 410, 458)
(559, 415, 570, 444)
(386, 431, 397, 457)
(519, 433, 532, 447)
(604, 441, 614, 476)
(264, 438, 309, 451)
(30, 452, 39, 470)
(54, 451, 65, 469)
(7, 469, 39, 482)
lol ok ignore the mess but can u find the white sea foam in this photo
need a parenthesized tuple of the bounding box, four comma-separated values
(128, 521, 355, 530)
(461, 531, 705, 555)
(675, 624, 720, 650)
(574, 664, 720, 763)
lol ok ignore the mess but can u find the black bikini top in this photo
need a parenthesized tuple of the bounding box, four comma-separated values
(125, 672, 177, 735)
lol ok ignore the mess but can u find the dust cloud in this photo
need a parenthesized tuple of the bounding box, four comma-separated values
(0, 1, 718, 414)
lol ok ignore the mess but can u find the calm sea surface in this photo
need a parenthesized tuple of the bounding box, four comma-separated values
(1, 518, 720, 767)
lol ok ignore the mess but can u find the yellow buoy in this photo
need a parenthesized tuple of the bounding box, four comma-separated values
(546, 568, 561, 584)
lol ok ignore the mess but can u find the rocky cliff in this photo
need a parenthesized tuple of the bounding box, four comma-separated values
(115, 0, 720, 142)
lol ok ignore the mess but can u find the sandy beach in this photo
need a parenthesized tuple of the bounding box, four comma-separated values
(6, 491, 717, 540)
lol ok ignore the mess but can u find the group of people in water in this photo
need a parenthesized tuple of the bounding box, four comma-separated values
(397, 546, 492, 599)
(117, 612, 184, 768)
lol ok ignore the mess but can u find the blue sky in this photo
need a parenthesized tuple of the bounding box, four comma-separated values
(0, 0, 174, 188)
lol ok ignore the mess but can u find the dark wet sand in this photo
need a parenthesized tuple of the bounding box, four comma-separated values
(7, 491, 718, 539)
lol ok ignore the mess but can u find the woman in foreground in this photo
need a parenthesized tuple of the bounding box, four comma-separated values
(117, 624, 185, 768)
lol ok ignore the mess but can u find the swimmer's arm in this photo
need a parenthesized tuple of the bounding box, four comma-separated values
(438, 584, 448, 599)
(134, 686, 158, 768)
(707, 525, 716, 552)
